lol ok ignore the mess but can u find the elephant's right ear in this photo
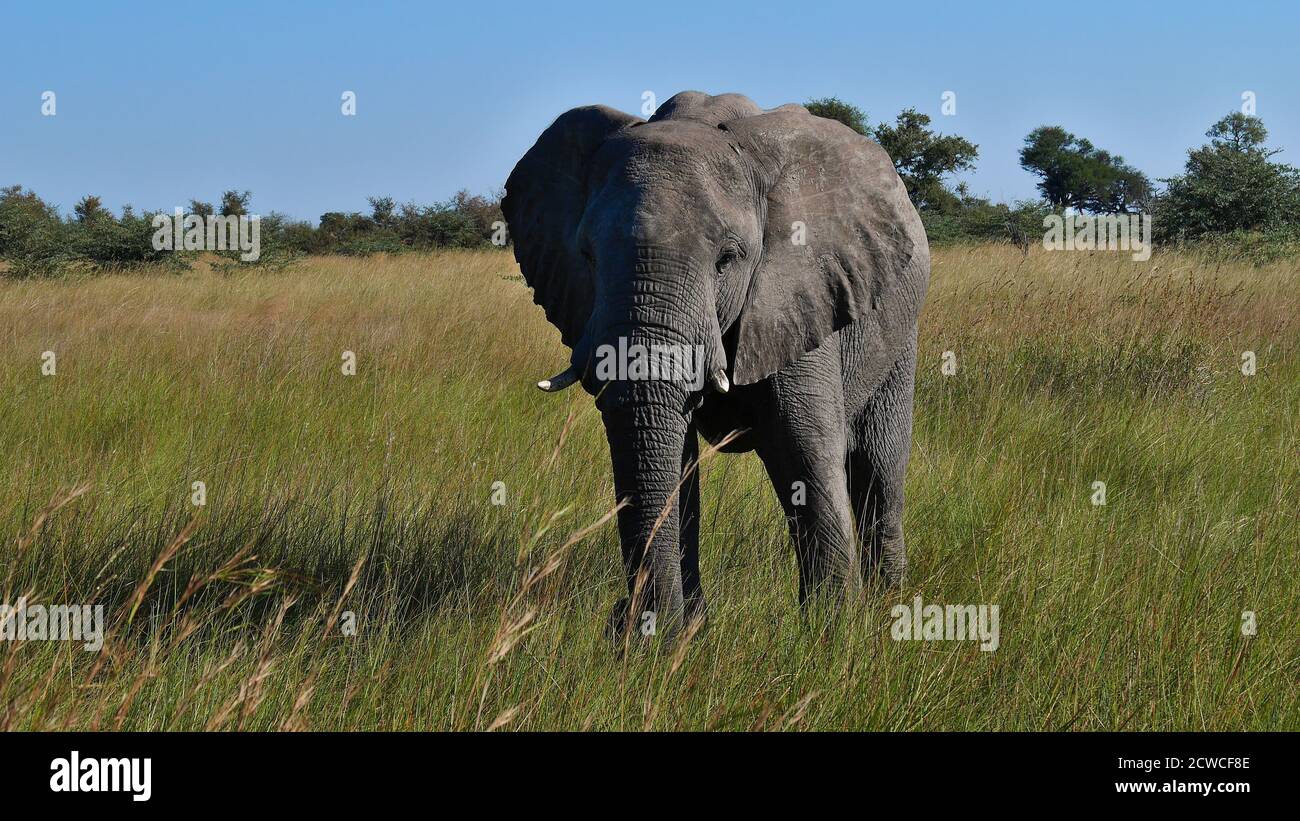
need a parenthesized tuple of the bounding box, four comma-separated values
(502, 105, 643, 348)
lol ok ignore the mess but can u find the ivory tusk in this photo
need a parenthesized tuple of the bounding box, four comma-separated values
(709, 369, 730, 394)
(537, 365, 580, 392)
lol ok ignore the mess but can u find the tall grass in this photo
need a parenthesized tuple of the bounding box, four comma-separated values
(0, 246, 1295, 730)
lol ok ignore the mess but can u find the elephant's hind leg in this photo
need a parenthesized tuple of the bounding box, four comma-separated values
(848, 342, 916, 588)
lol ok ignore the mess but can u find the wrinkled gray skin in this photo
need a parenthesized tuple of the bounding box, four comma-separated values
(503, 92, 929, 638)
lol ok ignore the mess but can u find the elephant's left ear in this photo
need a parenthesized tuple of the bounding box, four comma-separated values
(502, 105, 643, 349)
(720, 108, 929, 385)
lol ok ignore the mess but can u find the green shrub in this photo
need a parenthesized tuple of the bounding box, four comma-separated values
(72, 207, 176, 270)
(2, 185, 509, 278)
(1155, 114, 1300, 242)
(923, 199, 1050, 247)
(1, 186, 76, 278)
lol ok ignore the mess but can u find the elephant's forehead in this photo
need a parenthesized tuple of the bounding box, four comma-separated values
(587, 118, 759, 218)
(621, 119, 732, 151)
(600, 120, 745, 178)
(648, 91, 765, 126)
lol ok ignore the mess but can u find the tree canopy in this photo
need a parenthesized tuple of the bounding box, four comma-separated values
(806, 99, 980, 213)
(804, 96, 869, 136)
(1019, 126, 1152, 213)
(1155, 112, 1300, 240)
(873, 109, 979, 213)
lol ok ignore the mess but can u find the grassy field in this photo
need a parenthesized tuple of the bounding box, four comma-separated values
(0, 245, 1295, 731)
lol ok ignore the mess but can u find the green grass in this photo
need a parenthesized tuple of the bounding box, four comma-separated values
(0, 246, 1295, 730)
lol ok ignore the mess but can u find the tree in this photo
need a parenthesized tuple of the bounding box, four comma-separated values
(805, 97, 869, 136)
(1019, 126, 1151, 213)
(368, 196, 396, 228)
(219, 190, 251, 217)
(1156, 113, 1300, 240)
(873, 109, 979, 213)
(0, 184, 51, 217)
(449, 188, 504, 241)
(189, 200, 214, 219)
(74, 195, 108, 223)
(0, 185, 65, 271)
(1207, 112, 1268, 153)
(1105, 165, 1153, 214)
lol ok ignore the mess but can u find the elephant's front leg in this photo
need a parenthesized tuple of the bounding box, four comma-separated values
(755, 340, 861, 604)
(679, 422, 707, 626)
(605, 418, 706, 640)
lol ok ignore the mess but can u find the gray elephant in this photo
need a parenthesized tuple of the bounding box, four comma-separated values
(502, 92, 929, 638)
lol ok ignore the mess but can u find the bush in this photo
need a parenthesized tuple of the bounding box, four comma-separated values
(0, 186, 76, 277)
(922, 198, 1050, 247)
(448, 189, 505, 244)
(1, 186, 509, 277)
(260, 213, 323, 258)
(1155, 113, 1300, 242)
(72, 207, 176, 270)
(310, 190, 503, 256)
(394, 202, 477, 250)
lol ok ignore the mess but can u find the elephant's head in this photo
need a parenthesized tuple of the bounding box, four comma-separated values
(503, 91, 926, 635)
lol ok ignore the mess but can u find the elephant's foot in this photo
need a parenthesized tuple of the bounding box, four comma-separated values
(864, 534, 907, 590)
(605, 594, 708, 642)
(882, 559, 907, 588)
(605, 597, 632, 641)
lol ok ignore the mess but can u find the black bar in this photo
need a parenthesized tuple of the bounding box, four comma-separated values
(10, 732, 1285, 807)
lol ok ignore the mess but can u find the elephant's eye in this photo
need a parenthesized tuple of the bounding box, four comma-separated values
(716, 240, 744, 274)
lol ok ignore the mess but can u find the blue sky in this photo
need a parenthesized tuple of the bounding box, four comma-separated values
(2, 0, 1297, 221)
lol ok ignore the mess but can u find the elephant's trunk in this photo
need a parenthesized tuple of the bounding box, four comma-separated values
(585, 251, 726, 638)
(600, 381, 690, 638)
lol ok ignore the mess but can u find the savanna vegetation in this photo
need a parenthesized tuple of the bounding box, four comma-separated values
(805, 98, 1300, 259)
(0, 185, 505, 278)
(1, 245, 1294, 730)
(6, 105, 1300, 281)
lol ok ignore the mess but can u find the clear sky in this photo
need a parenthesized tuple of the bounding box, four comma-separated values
(2, 0, 1297, 221)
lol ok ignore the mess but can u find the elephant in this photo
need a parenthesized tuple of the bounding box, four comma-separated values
(502, 91, 929, 639)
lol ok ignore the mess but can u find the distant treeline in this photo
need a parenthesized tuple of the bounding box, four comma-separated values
(806, 100, 1300, 262)
(4, 104, 1300, 278)
(0, 187, 506, 278)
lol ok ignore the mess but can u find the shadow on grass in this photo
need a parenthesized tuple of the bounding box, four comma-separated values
(6, 486, 619, 645)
